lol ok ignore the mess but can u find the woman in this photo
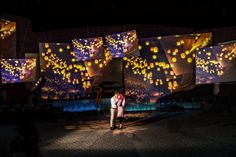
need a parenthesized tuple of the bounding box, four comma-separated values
(116, 92, 126, 129)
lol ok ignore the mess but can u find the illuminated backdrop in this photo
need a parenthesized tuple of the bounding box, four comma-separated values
(196, 42, 236, 84)
(0, 19, 16, 40)
(39, 43, 86, 100)
(1, 58, 36, 83)
(105, 30, 140, 58)
(72, 37, 105, 61)
(0, 19, 17, 58)
(124, 33, 212, 103)
(160, 33, 212, 75)
(39, 43, 116, 100)
(124, 37, 177, 103)
(38, 32, 213, 102)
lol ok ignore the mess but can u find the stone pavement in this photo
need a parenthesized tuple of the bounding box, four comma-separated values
(1, 111, 236, 157)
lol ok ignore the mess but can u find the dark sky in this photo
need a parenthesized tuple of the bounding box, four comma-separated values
(0, 0, 235, 31)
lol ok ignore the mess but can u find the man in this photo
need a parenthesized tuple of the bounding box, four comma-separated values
(110, 91, 118, 130)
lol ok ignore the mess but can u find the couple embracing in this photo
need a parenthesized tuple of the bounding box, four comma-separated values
(110, 91, 126, 130)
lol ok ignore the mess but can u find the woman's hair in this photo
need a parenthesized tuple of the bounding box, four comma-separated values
(114, 91, 120, 95)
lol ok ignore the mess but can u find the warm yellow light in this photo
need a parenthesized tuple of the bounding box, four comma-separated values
(44, 56, 49, 61)
(173, 81, 178, 87)
(160, 80, 163, 85)
(187, 58, 192, 63)
(155, 81, 158, 86)
(174, 49, 178, 53)
(180, 53, 186, 59)
(145, 41, 150, 46)
(138, 45, 142, 50)
(59, 48, 63, 52)
(166, 64, 170, 69)
(185, 50, 190, 55)
(87, 62, 92, 66)
(123, 57, 127, 60)
(167, 49, 171, 54)
(69, 65, 73, 69)
(94, 59, 99, 64)
(141, 69, 146, 74)
(87, 81, 91, 86)
(206, 52, 211, 56)
(66, 45, 70, 49)
(152, 55, 157, 60)
(153, 47, 158, 53)
(172, 57, 177, 62)
(157, 36, 162, 40)
(99, 63, 103, 68)
(47, 48, 52, 53)
(45, 43, 49, 48)
(71, 58, 76, 62)
(150, 47, 154, 52)
(150, 63, 154, 68)
(176, 41, 181, 46)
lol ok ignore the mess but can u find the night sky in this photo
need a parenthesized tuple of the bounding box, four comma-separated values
(0, 0, 235, 31)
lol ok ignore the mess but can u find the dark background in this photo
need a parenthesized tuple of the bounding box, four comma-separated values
(0, 0, 235, 32)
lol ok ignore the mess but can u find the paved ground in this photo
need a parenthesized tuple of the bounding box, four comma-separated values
(1, 111, 236, 157)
